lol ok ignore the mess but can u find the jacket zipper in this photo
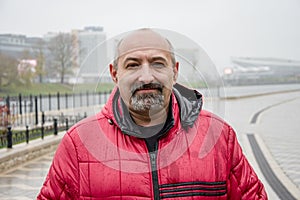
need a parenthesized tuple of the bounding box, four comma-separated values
(148, 142, 160, 200)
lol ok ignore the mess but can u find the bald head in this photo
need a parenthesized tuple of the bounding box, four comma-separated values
(114, 28, 175, 68)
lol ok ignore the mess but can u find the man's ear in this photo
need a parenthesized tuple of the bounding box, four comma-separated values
(109, 64, 118, 83)
(173, 62, 179, 82)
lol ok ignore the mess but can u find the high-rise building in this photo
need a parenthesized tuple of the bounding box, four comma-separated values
(72, 26, 108, 83)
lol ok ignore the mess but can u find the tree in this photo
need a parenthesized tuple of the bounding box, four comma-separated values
(48, 33, 75, 84)
(33, 39, 46, 83)
(0, 53, 18, 88)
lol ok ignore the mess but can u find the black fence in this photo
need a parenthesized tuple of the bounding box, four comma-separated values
(0, 90, 111, 127)
(0, 90, 111, 149)
(0, 112, 86, 149)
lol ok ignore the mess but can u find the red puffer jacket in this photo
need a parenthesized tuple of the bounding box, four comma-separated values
(37, 84, 267, 199)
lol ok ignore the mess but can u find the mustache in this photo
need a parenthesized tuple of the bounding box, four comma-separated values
(130, 83, 163, 95)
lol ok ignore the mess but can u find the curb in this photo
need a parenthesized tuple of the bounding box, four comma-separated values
(0, 132, 65, 174)
(220, 88, 300, 100)
(248, 133, 299, 199)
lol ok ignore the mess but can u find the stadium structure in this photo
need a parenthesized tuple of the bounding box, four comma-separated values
(222, 57, 300, 85)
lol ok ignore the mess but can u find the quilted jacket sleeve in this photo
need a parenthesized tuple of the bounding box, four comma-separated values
(228, 127, 268, 200)
(37, 132, 79, 199)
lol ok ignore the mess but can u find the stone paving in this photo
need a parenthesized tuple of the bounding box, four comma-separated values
(221, 90, 300, 199)
(0, 152, 53, 200)
(257, 95, 300, 189)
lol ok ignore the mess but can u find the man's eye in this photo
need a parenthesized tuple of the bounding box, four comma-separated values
(151, 63, 165, 68)
(126, 63, 139, 68)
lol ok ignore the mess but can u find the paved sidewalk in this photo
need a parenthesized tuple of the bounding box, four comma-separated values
(0, 133, 65, 199)
(221, 90, 300, 199)
(256, 94, 300, 198)
(0, 152, 53, 199)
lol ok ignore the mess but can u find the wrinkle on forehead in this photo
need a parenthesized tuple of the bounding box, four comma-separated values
(122, 49, 172, 63)
(118, 29, 171, 57)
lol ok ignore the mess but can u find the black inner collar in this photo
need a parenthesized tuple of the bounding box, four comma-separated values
(113, 90, 174, 151)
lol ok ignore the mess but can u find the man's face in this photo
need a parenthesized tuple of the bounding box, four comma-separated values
(110, 30, 178, 113)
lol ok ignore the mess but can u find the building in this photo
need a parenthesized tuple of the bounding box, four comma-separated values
(1, 27, 110, 84)
(72, 26, 108, 83)
(0, 34, 42, 58)
(223, 57, 300, 85)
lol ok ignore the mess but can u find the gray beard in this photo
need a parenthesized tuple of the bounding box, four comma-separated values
(131, 93, 164, 111)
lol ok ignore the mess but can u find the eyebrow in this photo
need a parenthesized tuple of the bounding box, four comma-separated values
(123, 57, 141, 63)
(122, 55, 169, 65)
(150, 56, 168, 63)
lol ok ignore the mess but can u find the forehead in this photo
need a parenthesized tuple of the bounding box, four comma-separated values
(117, 30, 171, 58)
(120, 49, 171, 63)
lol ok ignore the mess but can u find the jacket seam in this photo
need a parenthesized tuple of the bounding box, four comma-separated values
(67, 115, 104, 136)
(200, 111, 230, 127)
(66, 131, 80, 198)
(51, 163, 67, 198)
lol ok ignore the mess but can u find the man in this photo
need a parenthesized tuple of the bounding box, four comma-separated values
(38, 28, 267, 199)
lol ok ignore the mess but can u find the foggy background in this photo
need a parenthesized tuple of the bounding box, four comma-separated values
(1, 0, 300, 72)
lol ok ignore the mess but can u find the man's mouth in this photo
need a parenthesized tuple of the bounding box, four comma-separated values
(135, 88, 159, 94)
(131, 83, 163, 96)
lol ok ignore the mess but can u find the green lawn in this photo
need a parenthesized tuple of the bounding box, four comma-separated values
(0, 83, 114, 97)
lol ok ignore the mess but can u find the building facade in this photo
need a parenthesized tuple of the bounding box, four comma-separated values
(223, 57, 300, 85)
(72, 26, 108, 83)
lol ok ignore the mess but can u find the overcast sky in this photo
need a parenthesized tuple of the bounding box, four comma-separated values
(1, 0, 299, 72)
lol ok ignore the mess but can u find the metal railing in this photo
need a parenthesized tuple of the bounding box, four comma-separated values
(0, 90, 111, 128)
(0, 112, 86, 149)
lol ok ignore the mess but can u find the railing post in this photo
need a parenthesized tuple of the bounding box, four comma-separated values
(65, 93, 68, 109)
(80, 92, 83, 107)
(6, 95, 10, 112)
(24, 99, 27, 125)
(86, 90, 89, 107)
(57, 92, 60, 110)
(53, 118, 58, 135)
(77, 113, 81, 122)
(18, 93, 22, 115)
(7, 126, 12, 148)
(39, 94, 42, 112)
(41, 111, 45, 140)
(29, 94, 33, 112)
(48, 93, 51, 111)
(42, 112, 45, 125)
(65, 118, 69, 131)
(26, 125, 29, 144)
(35, 96, 38, 125)
(41, 125, 44, 140)
(72, 93, 75, 108)
(19, 93, 22, 125)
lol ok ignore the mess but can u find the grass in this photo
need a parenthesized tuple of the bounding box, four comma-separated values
(0, 82, 115, 98)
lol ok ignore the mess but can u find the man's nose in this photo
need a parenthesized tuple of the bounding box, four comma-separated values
(138, 64, 154, 83)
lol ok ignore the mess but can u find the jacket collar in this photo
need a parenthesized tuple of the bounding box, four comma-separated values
(172, 83, 203, 129)
(106, 83, 202, 137)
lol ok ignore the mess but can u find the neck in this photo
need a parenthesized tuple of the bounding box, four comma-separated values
(129, 106, 169, 127)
